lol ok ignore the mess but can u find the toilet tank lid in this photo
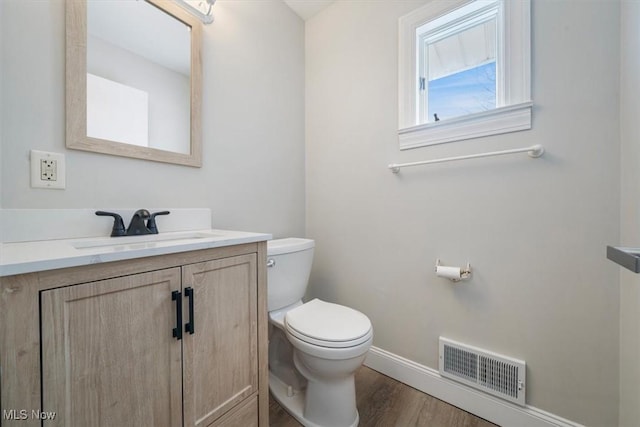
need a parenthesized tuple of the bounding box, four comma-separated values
(267, 238, 315, 255)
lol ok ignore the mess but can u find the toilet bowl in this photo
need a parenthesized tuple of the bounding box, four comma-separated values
(267, 238, 373, 427)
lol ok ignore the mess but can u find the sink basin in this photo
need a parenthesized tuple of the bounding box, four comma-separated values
(606, 246, 640, 273)
(72, 231, 221, 250)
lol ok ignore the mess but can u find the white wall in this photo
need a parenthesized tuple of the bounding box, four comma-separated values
(619, 1, 640, 425)
(88, 35, 191, 153)
(0, 0, 305, 239)
(305, 1, 620, 425)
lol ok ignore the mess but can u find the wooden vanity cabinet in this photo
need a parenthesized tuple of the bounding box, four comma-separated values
(0, 242, 268, 427)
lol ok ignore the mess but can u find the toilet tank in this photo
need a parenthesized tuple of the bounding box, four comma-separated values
(267, 238, 315, 312)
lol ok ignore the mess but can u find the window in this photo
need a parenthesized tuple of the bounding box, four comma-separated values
(398, 0, 531, 149)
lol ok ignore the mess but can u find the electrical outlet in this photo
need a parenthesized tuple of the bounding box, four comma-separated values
(41, 159, 57, 181)
(31, 150, 66, 189)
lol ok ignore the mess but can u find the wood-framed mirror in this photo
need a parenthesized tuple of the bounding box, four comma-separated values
(66, 0, 202, 167)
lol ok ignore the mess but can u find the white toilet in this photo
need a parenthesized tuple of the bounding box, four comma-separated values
(267, 238, 373, 427)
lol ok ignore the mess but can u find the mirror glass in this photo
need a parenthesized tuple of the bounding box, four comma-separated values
(66, 0, 202, 167)
(87, 0, 191, 153)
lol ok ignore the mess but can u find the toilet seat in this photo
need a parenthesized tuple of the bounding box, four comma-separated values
(284, 299, 372, 348)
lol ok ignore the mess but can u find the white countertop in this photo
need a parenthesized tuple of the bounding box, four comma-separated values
(0, 229, 272, 277)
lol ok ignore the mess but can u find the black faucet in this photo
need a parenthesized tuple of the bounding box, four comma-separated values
(126, 209, 151, 235)
(96, 210, 170, 237)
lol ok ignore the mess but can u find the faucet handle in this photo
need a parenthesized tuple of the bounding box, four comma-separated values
(95, 211, 126, 237)
(147, 211, 170, 234)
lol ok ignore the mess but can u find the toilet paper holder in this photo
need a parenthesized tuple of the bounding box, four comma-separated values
(435, 259, 472, 282)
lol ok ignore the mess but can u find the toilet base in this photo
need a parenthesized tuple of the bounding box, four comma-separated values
(269, 372, 359, 427)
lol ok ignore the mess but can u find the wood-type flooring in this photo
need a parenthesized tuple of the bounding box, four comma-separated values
(269, 366, 499, 427)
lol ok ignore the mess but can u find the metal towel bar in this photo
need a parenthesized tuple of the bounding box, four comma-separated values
(388, 144, 544, 174)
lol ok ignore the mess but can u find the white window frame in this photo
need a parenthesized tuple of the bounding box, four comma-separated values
(398, 0, 531, 150)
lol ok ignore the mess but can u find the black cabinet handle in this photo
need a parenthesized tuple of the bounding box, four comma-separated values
(172, 290, 182, 340)
(185, 287, 195, 335)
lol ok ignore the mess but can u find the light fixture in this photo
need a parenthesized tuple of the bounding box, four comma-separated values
(173, 0, 215, 24)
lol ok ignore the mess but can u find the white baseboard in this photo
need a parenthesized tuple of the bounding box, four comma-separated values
(363, 346, 583, 427)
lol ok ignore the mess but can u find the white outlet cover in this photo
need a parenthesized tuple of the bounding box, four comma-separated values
(30, 150, 66, 189)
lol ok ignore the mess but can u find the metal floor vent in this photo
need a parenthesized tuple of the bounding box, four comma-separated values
(439, 337, 526, 406)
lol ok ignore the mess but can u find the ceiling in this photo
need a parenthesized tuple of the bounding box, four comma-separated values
(88, 0, 191, 76)
(283, 0, 335, 20)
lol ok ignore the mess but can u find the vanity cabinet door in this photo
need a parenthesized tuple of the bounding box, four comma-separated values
(182, 254, 258, 427)
(40, 268, 183, 427)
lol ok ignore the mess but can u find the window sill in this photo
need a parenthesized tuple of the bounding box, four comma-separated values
(398, 101, 533, 150)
